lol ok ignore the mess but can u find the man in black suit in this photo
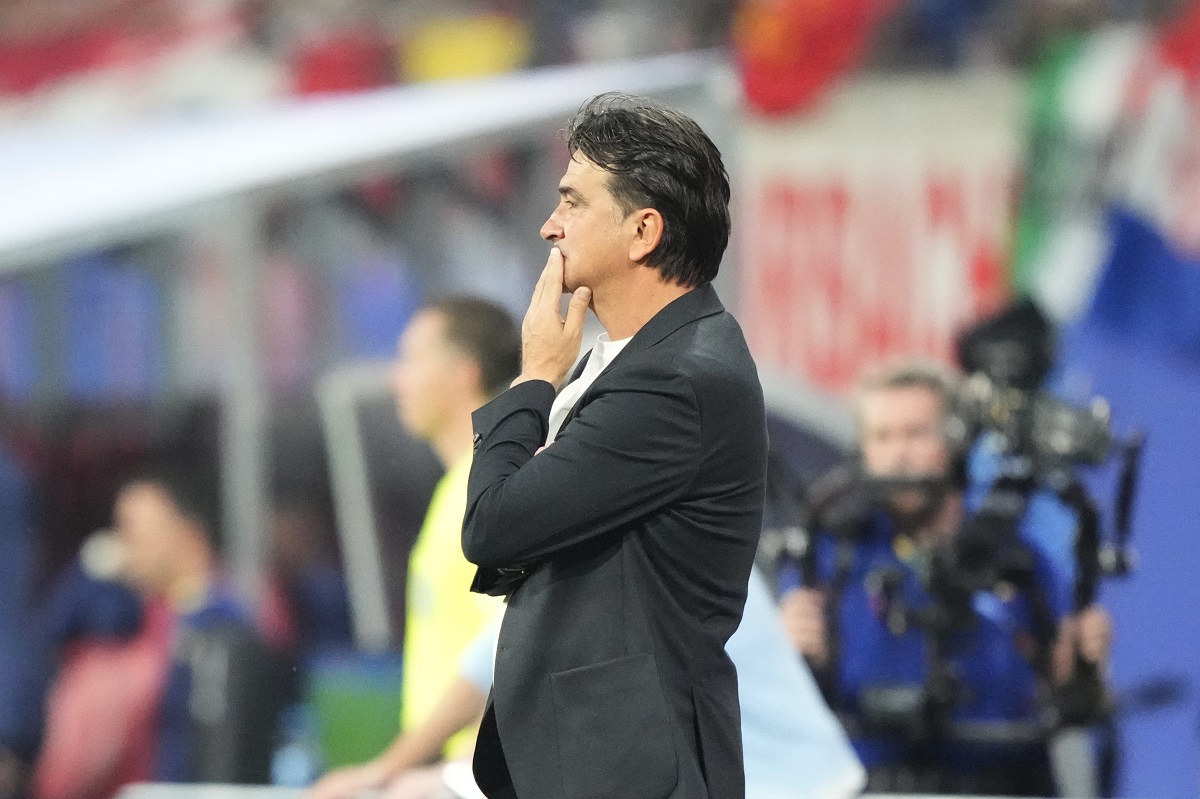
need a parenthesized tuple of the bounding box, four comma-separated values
(462, 93, 768, 799)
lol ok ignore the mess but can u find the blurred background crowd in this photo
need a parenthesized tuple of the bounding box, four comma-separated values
(0, 0, 1199, 798)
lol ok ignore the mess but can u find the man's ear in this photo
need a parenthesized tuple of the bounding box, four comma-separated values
(628, 208, 663, 263)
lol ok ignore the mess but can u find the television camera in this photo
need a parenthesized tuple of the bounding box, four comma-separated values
(768, 300, 1145, 750)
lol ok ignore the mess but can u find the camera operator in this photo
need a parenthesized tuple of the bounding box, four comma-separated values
(779, 360, 1113, 795)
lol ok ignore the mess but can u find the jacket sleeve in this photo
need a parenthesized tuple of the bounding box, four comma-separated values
(462, 366, 702, 569)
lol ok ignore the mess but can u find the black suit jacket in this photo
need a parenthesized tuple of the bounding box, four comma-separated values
(462, 284, 767, 799)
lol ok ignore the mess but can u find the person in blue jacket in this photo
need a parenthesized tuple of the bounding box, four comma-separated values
(111, 459, 289, 784)
(779, 359, 1112, 796)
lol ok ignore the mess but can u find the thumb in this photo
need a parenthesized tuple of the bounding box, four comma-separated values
(564, 287, 592, 336)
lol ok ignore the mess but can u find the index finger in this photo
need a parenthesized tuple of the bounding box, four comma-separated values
(539, 247, 565, 306)
(527, 249, 554, 313)
(548, 246, 565, 293)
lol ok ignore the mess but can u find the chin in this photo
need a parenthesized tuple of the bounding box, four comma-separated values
(560, 260, 585, 294)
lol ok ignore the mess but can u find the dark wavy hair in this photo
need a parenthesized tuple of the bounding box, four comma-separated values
(565, 93, 731, 288)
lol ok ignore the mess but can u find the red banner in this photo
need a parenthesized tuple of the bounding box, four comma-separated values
(736, 76, 1024, 393)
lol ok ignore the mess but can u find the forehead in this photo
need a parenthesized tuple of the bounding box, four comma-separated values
(859, 384, 944, 424)
(117, 482, 175, 517)
(561, 153, 612, 192)
(400, 310, 448, 350)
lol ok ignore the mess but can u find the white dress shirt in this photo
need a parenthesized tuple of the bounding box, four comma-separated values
(545, 333, 632, 446)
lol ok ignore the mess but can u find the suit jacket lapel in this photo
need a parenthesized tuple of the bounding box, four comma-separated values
(549, 350, 590, 441)
(567, 351, 591, 384)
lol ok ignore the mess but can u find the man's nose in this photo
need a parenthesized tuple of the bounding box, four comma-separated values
(541, 213, 561, 242)
(873, 444, 909, 475)
(890, 446, 918, 474)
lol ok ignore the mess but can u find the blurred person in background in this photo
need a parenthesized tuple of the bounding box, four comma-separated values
(28, 536, 160, 799)
(779, 359, 1112, 796)
(308, 296, 519, 799)
(108, 459, 289, 785)
(28, 455, 291, 799)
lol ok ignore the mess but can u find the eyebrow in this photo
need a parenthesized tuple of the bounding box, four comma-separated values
(558, 185, 585, 204)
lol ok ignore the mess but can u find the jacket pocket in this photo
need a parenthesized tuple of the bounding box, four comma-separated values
(551, 652, 679, 799)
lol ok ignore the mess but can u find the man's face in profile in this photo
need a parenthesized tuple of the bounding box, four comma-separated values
(859, 385, 951, 516)
(540, 153, 635, 294)
(113, 481, 186, 596)
(391, 309, 471, 442)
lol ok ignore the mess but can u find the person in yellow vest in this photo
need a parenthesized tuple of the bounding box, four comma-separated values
(309, 296, 520, 799)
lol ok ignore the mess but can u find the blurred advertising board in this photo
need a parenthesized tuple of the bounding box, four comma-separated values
(736, 73, 1026, 394)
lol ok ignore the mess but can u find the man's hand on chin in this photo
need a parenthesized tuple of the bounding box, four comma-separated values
(511, 247, 591, 389)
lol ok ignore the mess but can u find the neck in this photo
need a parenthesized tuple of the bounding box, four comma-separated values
(429, 399, 481, 469)
(592, 267, 692, 341)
